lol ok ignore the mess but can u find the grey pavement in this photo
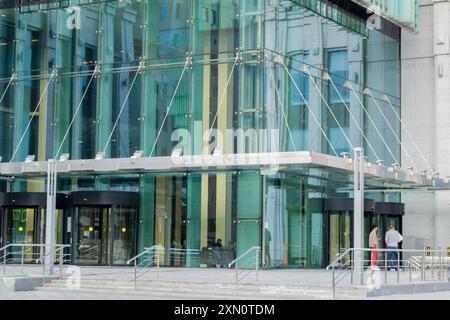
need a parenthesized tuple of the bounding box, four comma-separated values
(1, 265, 430, 287)
(372, 291, 450, 300)
(1, 265, 449, 300)
(0, 288, 449, 300)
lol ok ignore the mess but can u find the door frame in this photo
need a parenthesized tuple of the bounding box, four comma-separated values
(325, 210, 354, 265)
(72, 205, 113, 266)
(1, 206, 41, 245)
(69, 191, 140, 266)
(324, 198, 376, 266)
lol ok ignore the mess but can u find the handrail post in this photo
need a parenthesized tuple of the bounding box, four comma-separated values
(332, 266, 336, 299)
(157, 249, 160, 268)
(397, 249, 400, 283)
(59, 247, 63, 279)
(235, 261, 238, 295)
(384, 250, 387, 284)
(134, 259, 137, 288)
(421, 252, 425, 282)
(431, 253, 434, 280)
(408, 252, 412, 283)
(21, 246, 24, 274)
(350, 250, 354, 285)
(255, 248, 259, 282)
(2, 247, 7, 276)
(156, 249, 160, 279)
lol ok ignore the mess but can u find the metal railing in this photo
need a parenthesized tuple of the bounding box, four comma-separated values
(0, 244, 71, 280)
(228, 246, 260, 293)
(326, 248, 450, 298)
(127, 246, 202, 286)
(165, 248, 200, 266)
(127, 245, 164, 286)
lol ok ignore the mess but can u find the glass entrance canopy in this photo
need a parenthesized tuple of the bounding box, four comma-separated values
(1, 151, 448, 192)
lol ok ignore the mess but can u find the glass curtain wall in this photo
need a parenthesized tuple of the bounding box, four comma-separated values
(265, 3, 400, 162)
(0, 1, 401, 268)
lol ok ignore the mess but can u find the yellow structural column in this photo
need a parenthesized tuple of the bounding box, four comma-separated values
(215, 20, 234, 243)
(200, 28, 211, 250)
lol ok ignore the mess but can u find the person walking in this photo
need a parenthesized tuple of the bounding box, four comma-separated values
(369, 225, 380, 269)
(385, 224, 403, 271)
(264, 224, 272, 268)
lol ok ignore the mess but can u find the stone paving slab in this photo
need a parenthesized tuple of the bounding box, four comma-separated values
(1, 265, 436, 286)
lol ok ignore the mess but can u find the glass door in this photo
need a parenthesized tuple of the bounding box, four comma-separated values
(74, 207, 111, 265)
(328, 211, 352, 265)
(74, 205, 137, 265)
(5, 208, 40, 262)
(154, 176, 188, 267)
(3, 206, 66, 263)
(112, 206, 137, 265)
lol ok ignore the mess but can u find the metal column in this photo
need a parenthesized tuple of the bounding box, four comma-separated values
(45, 159, 57, 275)
(261, 173, 266, 269)
(353, 147, 364, 285)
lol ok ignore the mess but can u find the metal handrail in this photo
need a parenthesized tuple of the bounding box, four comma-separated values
(127, 245, 164, 286)
(228, 246, 260, 269)
(327, 248, 449, 299)
(1, 244, 71, 280)
(328, 248, 450, 269)
(228, 246, 260, 294)
(41, 245, 71, 281)
(127, 245, 160, 265)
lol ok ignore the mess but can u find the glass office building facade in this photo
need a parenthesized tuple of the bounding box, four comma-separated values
(0, 0, 404, 268)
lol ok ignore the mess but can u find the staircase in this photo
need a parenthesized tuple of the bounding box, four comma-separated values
(35, 278, 369, 300)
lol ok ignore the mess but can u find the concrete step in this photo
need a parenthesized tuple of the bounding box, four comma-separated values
(41, 282, 335, 298)
(39, 278, 368, 299)
(51, 277, 337, 291)
(46, 278, 339, 292)
(34, 287, 253, 300)
(35, 286, 308, 300)
(368, 281, 450, 297)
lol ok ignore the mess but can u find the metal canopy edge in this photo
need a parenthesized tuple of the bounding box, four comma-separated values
(0, 151, 448, 190)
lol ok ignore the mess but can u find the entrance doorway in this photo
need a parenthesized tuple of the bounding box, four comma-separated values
(0, 193, 67, 263)
(74, 207, 110, 265)
(328, 210, 352, 264)
(325, 198, 376, 266)
(153, 176, 189, 267)
(70, 192, 139, 266)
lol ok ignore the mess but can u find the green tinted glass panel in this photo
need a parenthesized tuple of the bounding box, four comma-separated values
(237, 173, 261, 219)
(236, 220, 260, 267)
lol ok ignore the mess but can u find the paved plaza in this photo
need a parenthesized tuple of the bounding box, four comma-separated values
(1, 265, 449, 300)
(1, 264, 425, 286)
(1, 289, 450, 300)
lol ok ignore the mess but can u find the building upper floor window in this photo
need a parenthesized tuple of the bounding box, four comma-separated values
(328, 50, 349, 103)
(289, 53, 309, 106)
(161, 3, 168, 20)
